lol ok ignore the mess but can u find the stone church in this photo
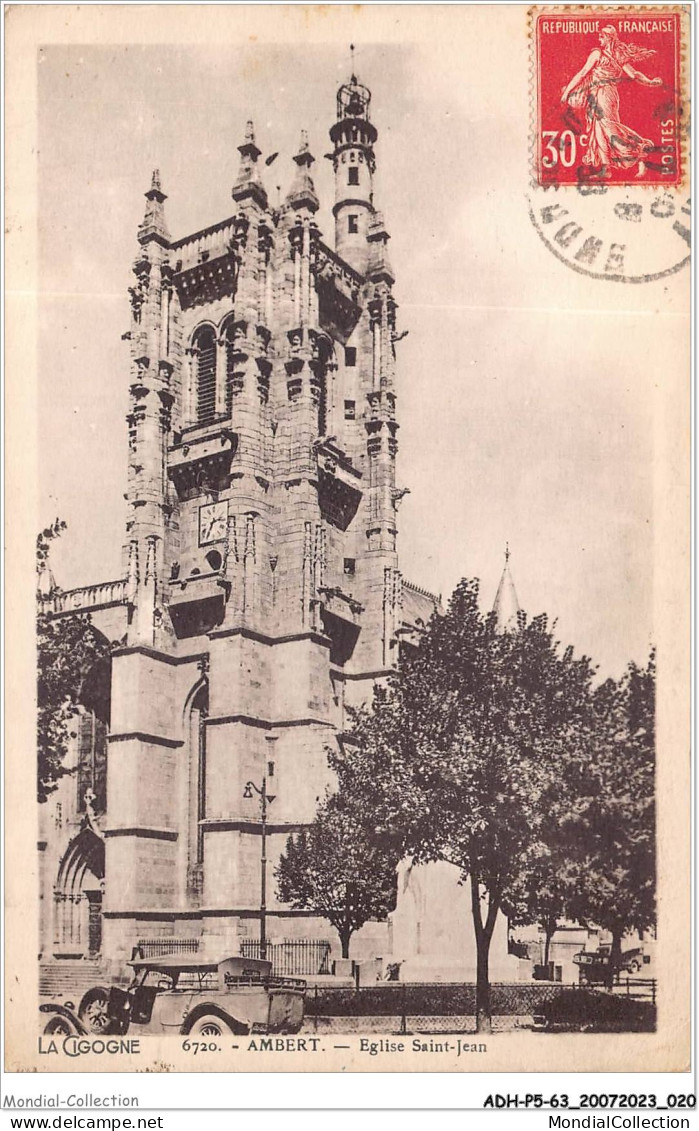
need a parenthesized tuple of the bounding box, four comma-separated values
(38, 69, 441, 976)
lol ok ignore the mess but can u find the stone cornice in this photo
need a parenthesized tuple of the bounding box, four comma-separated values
(329, 667, 393, 681)
(199, 819, 309, 835)
(207, 626, 331, 649)
(103, 827, 178, 841)
(111, 645, 207, 667)
(204, 714, 332, 730)
(108, 731, 183, 749)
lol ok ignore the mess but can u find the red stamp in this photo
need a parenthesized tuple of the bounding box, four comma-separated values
(532, 8, 685, 186)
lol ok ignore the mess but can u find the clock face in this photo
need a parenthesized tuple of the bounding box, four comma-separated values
(199, 502, 228, 546)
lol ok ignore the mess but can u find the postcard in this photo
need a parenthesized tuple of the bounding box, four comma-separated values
(4, 2, 691, 1076)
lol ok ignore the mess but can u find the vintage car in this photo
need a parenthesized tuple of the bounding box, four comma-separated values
(40, 954, 306, 1037)
(573, 945, 644, 984)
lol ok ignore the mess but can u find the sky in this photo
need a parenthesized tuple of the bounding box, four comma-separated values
(35, 7, 689, 680)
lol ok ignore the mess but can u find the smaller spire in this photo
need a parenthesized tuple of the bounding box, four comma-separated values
(240, 120, 261, 162)
(232, 120, 267, 208)
(296, 130, 311, 161)
(138, 169, 169, 245)
(492, 544, 520, 632)
(147, 169, 166, 201)
(350, 42, 356, 82)
(285, 130, 319, 213)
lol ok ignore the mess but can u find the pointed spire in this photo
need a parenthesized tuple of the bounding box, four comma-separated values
(285, 130, 319, 213)
(296, 130, 311, 162)
(138, 169, 170, 245)
(232, 119, 268, 208)
(492, 544, 520, 632)
(147, 168, 166, 200)
(240, 119, 261, 162)
(367, 210, 394, 283)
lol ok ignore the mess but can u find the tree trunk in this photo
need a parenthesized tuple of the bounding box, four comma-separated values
(543, 917, 557, 971)
(608, 927, 623, 990)
(470, 871, 499, 1034)
(339, 928, 351, 960)
(475, 932, 491, 1034)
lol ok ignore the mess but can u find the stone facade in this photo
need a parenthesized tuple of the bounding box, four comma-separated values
(39, 72, 438, 972)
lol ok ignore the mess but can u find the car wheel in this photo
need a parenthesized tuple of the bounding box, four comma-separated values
(185, 1013, 237, 1037)
(43, 1014, 77, 1036)
(78, 987, 115, 1035)
(628, 960, 641, 974)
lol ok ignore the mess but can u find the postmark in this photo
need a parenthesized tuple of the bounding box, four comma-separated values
(531, 7, 687, 188)
(527, 183, 691, 282)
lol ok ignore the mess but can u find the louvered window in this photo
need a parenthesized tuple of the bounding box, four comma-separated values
(226, 335, 244, 415)
(195, 328, 217, 425)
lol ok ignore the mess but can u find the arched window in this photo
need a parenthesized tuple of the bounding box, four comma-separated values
(193, 326, 217, 425)
(77, 647, 111, 814)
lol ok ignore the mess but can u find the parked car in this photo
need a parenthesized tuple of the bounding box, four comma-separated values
(573, 945, 644, 983)
(40, 954, 306, 1037)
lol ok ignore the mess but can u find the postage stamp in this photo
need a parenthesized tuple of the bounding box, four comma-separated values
(532, 7, 686, 186)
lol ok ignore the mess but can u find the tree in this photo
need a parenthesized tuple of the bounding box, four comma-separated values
(333, 579, 600, 1031)
(36, 520, 111, 802)
(511, 849, 574, 972)
(566, 652, 656, 983)
(506, 762, 589, 972)
(276, 793, 399, 959)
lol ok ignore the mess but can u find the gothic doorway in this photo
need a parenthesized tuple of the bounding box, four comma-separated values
(54, 825, 105, 958)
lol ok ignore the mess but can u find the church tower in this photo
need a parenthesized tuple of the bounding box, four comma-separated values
(40, 65, 439, 971)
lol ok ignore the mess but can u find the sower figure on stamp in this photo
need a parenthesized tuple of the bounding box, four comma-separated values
(561, 26, 663, 179)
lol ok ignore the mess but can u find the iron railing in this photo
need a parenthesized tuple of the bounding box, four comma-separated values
(135, 938, 200, 958)
(241, 939, 332, 976)
(611, 977, 656, 1004)
(305, 979, 658, 1034)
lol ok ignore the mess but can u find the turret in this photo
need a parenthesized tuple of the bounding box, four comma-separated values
(329, 71, 377, 274)
(138, 169, 170, 246)
(232, 120, 268, 211)
(125, 170, 173, 647)
(286, 130, 319, 215)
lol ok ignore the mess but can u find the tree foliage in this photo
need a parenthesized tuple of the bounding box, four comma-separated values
(36, 520, 111, 803)
(565, 652, 656, 977)
(332, 579, 604, 1030)
(276, 793, 399, 958)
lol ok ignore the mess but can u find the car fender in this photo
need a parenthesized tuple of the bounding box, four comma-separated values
(39, 1002, 88, 1035)
(180, 1001, 249, 1036)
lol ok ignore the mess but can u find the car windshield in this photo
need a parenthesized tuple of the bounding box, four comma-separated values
(133, 967, 220, 991)
(176, 970, 219, 990)
(138, 970, 177, 991)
